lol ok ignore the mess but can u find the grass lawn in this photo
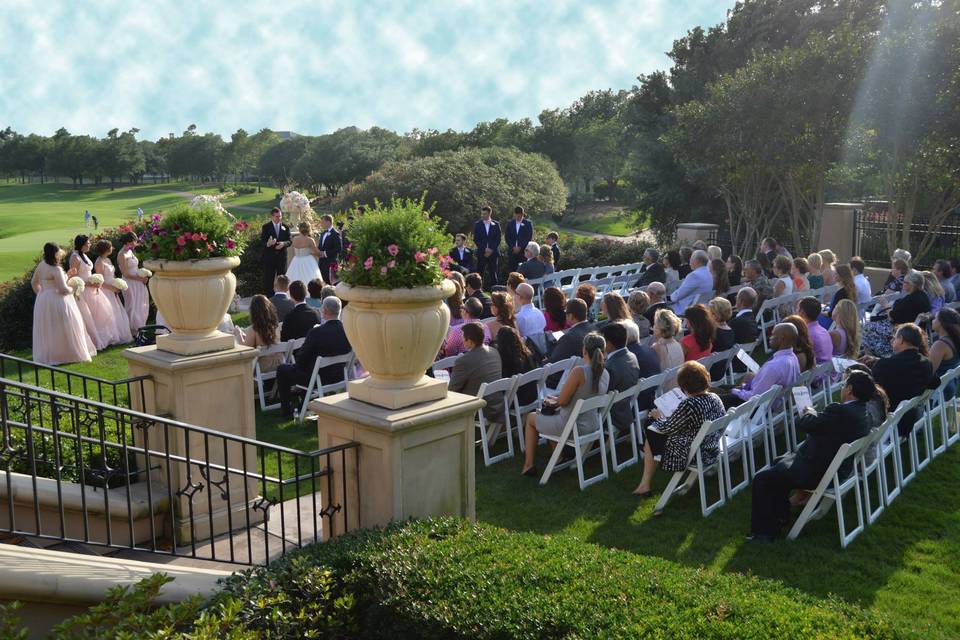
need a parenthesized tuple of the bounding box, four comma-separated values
(14, 343, 960, 637)
(562, 204, 649, 237)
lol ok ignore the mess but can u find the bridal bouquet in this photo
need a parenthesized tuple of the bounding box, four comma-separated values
(190, 194, 234, 219)
(67, 276, 85, 298)
(280, 191, 311, 221)
(112, 278, 129, 292)
(137, 268, 153, 278)
(88, 274, 105, 287)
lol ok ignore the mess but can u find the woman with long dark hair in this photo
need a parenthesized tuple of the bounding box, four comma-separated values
(726, 254, 743, 287)
(783, 315, 816, 372)
(488, 291, 516, 338)
(928, 308, 960, 400)
(496, 326, 538, 407)
(680, 304, 715, 361)
(235, 294, 283, 372)
(710, 258, 730, 297)
(67, 234, 108, 350)
(31, 242, 96, 365)
(541, 286, 568, 332)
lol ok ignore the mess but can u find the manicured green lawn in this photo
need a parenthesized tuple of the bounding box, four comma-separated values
(563, 206, 648, 236)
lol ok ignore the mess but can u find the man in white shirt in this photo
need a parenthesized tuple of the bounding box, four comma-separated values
(850, 256, 872, 305)
(670, 249, 713, 314)
(514, 282, 545, 337)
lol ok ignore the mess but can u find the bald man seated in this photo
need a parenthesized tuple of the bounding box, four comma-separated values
(715, 323, 801, 408)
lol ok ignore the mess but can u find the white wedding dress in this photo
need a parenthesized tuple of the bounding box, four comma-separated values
(286, 247, 324, 286)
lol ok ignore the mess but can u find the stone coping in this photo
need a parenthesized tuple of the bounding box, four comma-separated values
(311, 391, 485, 432)
(0, 473, 168, 519)
(123, 343, 256, 371)
(0, 544, 229, 605)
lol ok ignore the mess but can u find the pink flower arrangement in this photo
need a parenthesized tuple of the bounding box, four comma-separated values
(387, 260, 396, 269)
(364, 256, 374, 270)
(388, 244, 399, 257)
(414, 251, 427, 263)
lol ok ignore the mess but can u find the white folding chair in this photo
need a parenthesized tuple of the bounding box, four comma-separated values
(253, 342, 292, 411)
(719, 394, 764, 497)
(296, 352, 355, 423)
(538, 392, 614, 490)
(933, 365, 960, 453)
(285, 337, 306, 363)
(475, 376, 520, 466)
(904, 388, 937, 482)
(540, 356, 579, 397)
(858, 399, 916, 524)
(605, 382, 641, 472)
(654, 410, 737, 517)
(787, 433, 871, 548)
(756, 297, 781, 353)
(508, 366, 545, 454)
(724, 385, 781, 480)
(432, 353, 462, 377)
(726, 340, 759, 384)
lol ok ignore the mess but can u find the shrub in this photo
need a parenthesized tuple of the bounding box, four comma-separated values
(3, 519, 897, 639)
(337, 197, 451, 289)
(537, 231, 650, 271)
(339, 147, 567, 234)
(0, 273, 36, 351)
(233, 227, 265, 297)
(138, 203, 249, 262)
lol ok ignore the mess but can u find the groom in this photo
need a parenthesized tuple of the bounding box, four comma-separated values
(317, 214, 342, 283)
(260, 207, 291, 296)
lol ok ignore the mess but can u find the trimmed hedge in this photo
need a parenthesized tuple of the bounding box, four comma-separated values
(2, 519, 899, 638)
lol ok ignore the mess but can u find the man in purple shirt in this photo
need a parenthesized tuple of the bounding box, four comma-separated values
(719, 323, 800, 407)
(798, 297, 833, 363)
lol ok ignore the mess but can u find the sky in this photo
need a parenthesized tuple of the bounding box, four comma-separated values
(0, 0, 734, 141)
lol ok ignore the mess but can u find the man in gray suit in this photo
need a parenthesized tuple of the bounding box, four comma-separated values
(270, 274, 295, 322)
(600, 323, 640, 434)
(545, 298, 593, 388)
(449, 322, 504, 424)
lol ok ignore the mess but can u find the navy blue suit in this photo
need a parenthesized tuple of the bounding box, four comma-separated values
(504, 218, 533, 272)
(473, 219, 502, 287)
(448, 246, 475, 274)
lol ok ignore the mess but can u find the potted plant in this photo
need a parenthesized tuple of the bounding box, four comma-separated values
(336, 197, 456, 409)
(138, 201, 249, 355)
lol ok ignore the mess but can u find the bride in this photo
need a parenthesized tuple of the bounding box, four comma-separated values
(285, 221, 324, 287)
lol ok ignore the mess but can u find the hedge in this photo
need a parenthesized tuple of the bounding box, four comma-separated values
(1, 519, 899, 639)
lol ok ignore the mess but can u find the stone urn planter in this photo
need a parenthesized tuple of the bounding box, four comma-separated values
(336, 279, 455, 409)
(144, 256, 240, 356)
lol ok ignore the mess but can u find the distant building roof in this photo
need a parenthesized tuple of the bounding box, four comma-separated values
(274, 131, 301, 140)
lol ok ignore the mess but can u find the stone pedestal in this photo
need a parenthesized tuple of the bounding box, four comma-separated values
(123, 345, 261, 543)
(311, 392, 484, 536)
(676, 222, 719, 245)
(816, 203, 862, 263)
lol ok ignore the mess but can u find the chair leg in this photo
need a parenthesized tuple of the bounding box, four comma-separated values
(653, 470, 687, 513)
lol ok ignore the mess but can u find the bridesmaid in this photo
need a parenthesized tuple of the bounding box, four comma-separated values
(93, 239, 134, 344)
(118, 232, 149, 334)
(67, 235, 108, 350)
(31, 242, 96, 365)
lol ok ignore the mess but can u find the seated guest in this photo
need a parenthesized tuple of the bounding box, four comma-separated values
(850, 257, 872, 305)
(829, 299, 861, 358)
(538, 244, 556, 276)
(234, 294, 282, 372)
(270, 274, 295, 322)
(277, 296, 350, 417)
(748, 370, 883, 541)
(662, 250, 682, 293)
(447, 280, 466, 327)
(934, 259, 956, 303)
(671, 250, 713, 314)
(576, 283, 598, 322)
(862, 271, 930, 357)
(772, 255, 794, 298)
(447, 270, 466, 294)
(710, 258, 730, 297)
(681, 304, 714, 361)
(643, 282, 669, 325)
(635, 248, 666, 287)
(306, 278, 325, 309)
(806, 253, 824, 290)
(678, 247, 693, 279)
(707, 245, 723, 262)
(755, 250, 774, 279)
(929, 308, 960, 401)
(627, 290, 652, 339)
(542, 286, 569, 332)
(448, 233, 475, 274)
(951, 257, 960, 293)
(791, 257, 810, 292)
(880, 257, 909, 295)
(496, 326, 539, 408)
(866, 323, 938, 437)
(506, 272, 526, 305)
(729, 287, 760, 344)
(601, 292, 640, 344)
(518, 242, 547, 280)
(515, 282, 546, 338)
(923, 270, 945, 315)
(652, 308, 684, 374)
(632, 361, 726, 499)
(708, 297, 736, 380)
(320, 284, 337, 299)
(600, 323, 640, 434)
(726, 254, 743, 287)
(544, 231, 561, 268)
(742, 259, 773, 309)
(488, 291, 517, 337)
(280, 280, 321, 341)
(798, 297, 832, 364)
(721, 323, 800, 407)
(450, 322, 505, 425)
(521, 332, 610, 476)
(465, 273, 493, 319)
(441, 298, 491, 357)
(783, 315, 817, 372)
(819, 249, 838, 286)
(829, 264, 858, 310)
(546, 298, 593, 387)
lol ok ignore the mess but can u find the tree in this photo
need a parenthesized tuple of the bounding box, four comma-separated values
(98, 128, 144, 189)
(339, 146, 567, 234)
(292, 127, 406, 197)
(140, 139, 166, 183)
(258, 137, 310, 187)
(246, 129, 281, 192)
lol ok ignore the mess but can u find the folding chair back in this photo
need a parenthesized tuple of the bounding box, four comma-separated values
(540, 356, 579, 397)
(859, 398, 917, 524)
(253, 341, 292, 411)
(432, 353, 462, 377)
(605, 382, 641, 472)
(935, 364, 960, 450)
(539, 392, 614, 490)
(508, 365, 546, 453)
(476, 375, 520, 466)
(296, 352, 355, 422)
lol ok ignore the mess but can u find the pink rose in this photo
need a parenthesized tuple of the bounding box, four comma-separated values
(414, 251, 426, 263)
(191, 233, 202, 242)
(427, 247, 438, 256)
(387, 260, 396, 269)
(364, 256, 374, 270)
(388, 244, 399, 257)
(176, 236, 187, 246)
(380, 266, 388, 275)
(226, 240, 236, 249)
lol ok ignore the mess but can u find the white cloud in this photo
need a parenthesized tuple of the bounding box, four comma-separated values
(0, 0, 733, 139)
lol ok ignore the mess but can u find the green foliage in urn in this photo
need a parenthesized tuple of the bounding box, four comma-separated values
(336, 197, 452, 289)
(136, 202, 249, 262)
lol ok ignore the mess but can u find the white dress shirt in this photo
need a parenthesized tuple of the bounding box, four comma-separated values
(671, 265, 713, 314)
(516, 302, 546, 337)
(854, 273, 872, 304)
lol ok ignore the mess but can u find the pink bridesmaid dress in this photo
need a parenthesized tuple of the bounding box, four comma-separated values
(70, 252, 108, 350)
(31, 261, 96, 365)
(96, 257, 134, 344)
(120, 248, 149, 334)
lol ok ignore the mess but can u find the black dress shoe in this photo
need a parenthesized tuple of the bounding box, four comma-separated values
(745, 533, 776, 543)
(522, 466, 538, 478)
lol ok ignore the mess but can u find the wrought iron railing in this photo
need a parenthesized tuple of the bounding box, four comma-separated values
(854, 207, 960, 269)
(0, 377, 359, 566)
(0, 353, 149, 410)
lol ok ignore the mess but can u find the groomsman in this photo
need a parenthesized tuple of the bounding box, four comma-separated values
(317, 214, 342, 283)
(473, 206, 501, 288)
(260, 207, 291, 295)
(448, 233, 475, 274)
(504, 206, 533, 272)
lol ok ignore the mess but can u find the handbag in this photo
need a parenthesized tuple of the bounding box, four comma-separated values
(540, 403, 559, 416)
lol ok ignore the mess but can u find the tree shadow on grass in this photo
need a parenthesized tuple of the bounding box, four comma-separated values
(476, 444, 960, 637)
